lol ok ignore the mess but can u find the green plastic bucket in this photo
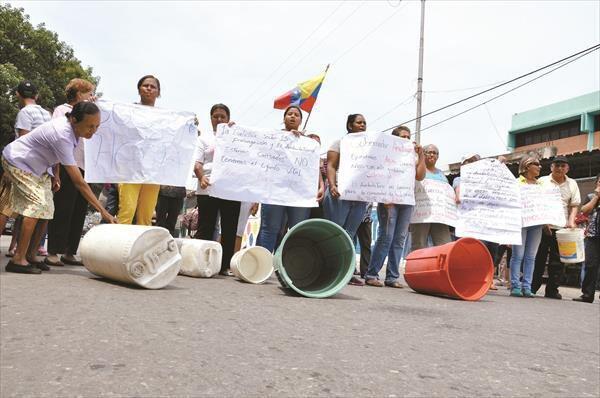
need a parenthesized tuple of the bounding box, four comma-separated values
(273, 219, 355, 298)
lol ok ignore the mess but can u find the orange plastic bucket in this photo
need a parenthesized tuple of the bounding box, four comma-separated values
(404, 237, 493, 301)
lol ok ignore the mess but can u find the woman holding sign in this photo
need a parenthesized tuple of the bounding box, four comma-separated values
(256, 105, 324, 253)
(323, 114, 370, 286)
(194, 104, 241, 276)
(117, 75, 162, 226)
(509, 156, 543, 298)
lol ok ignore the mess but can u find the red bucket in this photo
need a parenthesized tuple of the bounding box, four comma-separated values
(404, 237, 493, 301)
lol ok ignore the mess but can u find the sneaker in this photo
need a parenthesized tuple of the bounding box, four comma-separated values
(349, 276, 365, 286)
(365, 278, 384, 287)
(510, 288, 522, 297)
(522, 289, 535, 298)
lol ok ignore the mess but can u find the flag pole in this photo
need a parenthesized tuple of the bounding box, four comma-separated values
(302, 64, 330, 131)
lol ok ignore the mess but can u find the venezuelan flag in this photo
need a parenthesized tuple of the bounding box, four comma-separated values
(273, 72, 326, 113)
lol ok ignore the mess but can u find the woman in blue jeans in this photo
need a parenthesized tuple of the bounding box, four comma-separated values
(323, 114, 370, 285)
(509, 156, 543, 297)
(256, 106, 324, 252)
(365, 127, 425, 288)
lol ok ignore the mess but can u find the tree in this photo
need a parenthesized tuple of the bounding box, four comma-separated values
(0, 4, 99, 148)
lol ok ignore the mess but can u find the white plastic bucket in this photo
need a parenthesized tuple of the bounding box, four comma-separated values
(80, 225, 181, 289)
(230, 246, 274, 284)
(555, 228, 585, 264)
(175, 238, 222, 278)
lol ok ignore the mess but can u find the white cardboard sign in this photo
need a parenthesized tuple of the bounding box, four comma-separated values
(412, 179, 458, 226)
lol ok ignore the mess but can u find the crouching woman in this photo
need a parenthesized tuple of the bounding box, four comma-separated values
(0, 102, 115, 274)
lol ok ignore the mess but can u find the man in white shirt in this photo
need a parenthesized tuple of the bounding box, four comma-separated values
(532, 156, 581, 299)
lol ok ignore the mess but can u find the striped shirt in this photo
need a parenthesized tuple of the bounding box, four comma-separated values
(14, 104, 51, 138)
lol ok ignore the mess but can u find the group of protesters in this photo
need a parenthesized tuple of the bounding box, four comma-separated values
(0, 75, 598, 304)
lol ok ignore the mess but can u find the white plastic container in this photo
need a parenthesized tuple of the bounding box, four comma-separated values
(555, 228, 585, 264)
(230, 246, 274, 284)
(80, 225, 181, 289)
(175, 238, 222, 278)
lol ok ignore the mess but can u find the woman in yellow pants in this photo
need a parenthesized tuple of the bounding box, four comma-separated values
(117, 75, 161, 225)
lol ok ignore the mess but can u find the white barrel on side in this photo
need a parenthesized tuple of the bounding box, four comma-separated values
(230, 246, 274, 284)
(80, 225, 181, 289)
(175, 238, 222, 278)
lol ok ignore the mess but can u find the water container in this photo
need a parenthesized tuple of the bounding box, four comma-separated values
(80, 225, 181, 289)
(273, 219, 355, 298)
(230, 246, 273, 284)
(175, 238, 222, 278)
(555, 228, 585, 263)
(404, 238, 493, 301)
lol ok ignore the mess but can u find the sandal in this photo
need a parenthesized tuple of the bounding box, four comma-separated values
(44, 257, 64, 267)
(385, 281, 404, 288)
(5, 261, 42, 274)
(61, 256, 83, 266)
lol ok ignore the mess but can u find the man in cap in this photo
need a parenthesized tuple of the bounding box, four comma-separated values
(14, 81, 51, 137)
(532, 156, 581, 299)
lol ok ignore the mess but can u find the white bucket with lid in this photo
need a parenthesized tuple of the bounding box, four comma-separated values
(555, 228, 585, 264)
(230, 246, 274, 284)
(80, 225, 181, 289)
(175, 238, 222, 278)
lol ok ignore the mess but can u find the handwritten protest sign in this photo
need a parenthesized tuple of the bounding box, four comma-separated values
(520, 184, 566, 227)
(85, 100, 197, 186)
(338, 132, 416, 204)
(210, 124, 320, 207)
(412, 179, 458, 226)
(455, 159, 522, 245)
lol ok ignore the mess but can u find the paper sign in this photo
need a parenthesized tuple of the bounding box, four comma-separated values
(209, 124, 320, 207)
(412, 179, 458, 226)
(455, 159, 522, 245)
(520, 184, 566, 227)
(338, 132, 416, 204)
(85, 100, 197, 186)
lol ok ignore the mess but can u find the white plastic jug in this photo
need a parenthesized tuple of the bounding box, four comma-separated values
(175, 238, 222, 278)
(230, 246, 274, 284)
(80, 225, 181, 289)
(555, 228, 585, 263)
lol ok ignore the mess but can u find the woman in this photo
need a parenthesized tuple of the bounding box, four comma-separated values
(573, 173, 600, 303)
(323, 114, 370, 285)
(45, 78, 96, 266)
(256, 105, 324, 253)
(509, 156, 544, 297)
(194, 104, 241, 276)
(365, 128, 426, 288)
(117, 75, 162, 225)
(0, 102, 115, 274)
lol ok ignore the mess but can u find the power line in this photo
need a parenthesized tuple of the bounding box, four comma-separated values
(240, 1, 367, 120)
(370, 91, 416, 125)
(235, 1, 344, 113)
(424, 79, 507, 94)
(380, 43, 600, 132)
(419, 46, 599, 133)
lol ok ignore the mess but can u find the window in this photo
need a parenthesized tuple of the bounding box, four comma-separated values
(515, 120, 582, 147)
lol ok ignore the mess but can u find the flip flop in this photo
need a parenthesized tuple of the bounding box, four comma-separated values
(44, 257, 64, 267)
(61, 256, 83, 266)
(5, 261, 42, 274)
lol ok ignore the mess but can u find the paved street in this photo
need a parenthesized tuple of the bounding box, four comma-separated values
(1, 236, 599, 397)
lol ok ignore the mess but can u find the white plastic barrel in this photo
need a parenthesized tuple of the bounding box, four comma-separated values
(175, 238, 222, 278)
(80, 225, 181, 289)
(555, 228, 585, 263)
(230, 246, 274, 284)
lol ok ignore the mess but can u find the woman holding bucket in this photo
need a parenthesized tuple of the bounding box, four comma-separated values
(256, 105, 324, 253)
(323, 113, 370, 286)
(0, 102, 116, 274)
(509, 156, 543, 298)
(194, 103, 241, 276)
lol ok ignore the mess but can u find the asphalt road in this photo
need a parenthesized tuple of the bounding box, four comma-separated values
(1, 237, 598, 397)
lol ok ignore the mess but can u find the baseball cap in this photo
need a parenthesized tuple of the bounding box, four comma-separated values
(551, 155, 569, 165)
(15, 81, 38, 98)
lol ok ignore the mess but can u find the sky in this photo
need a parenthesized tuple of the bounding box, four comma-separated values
(9, 0, 600, 169)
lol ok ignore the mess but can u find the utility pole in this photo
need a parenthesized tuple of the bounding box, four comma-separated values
(415, 0, 426, 144)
